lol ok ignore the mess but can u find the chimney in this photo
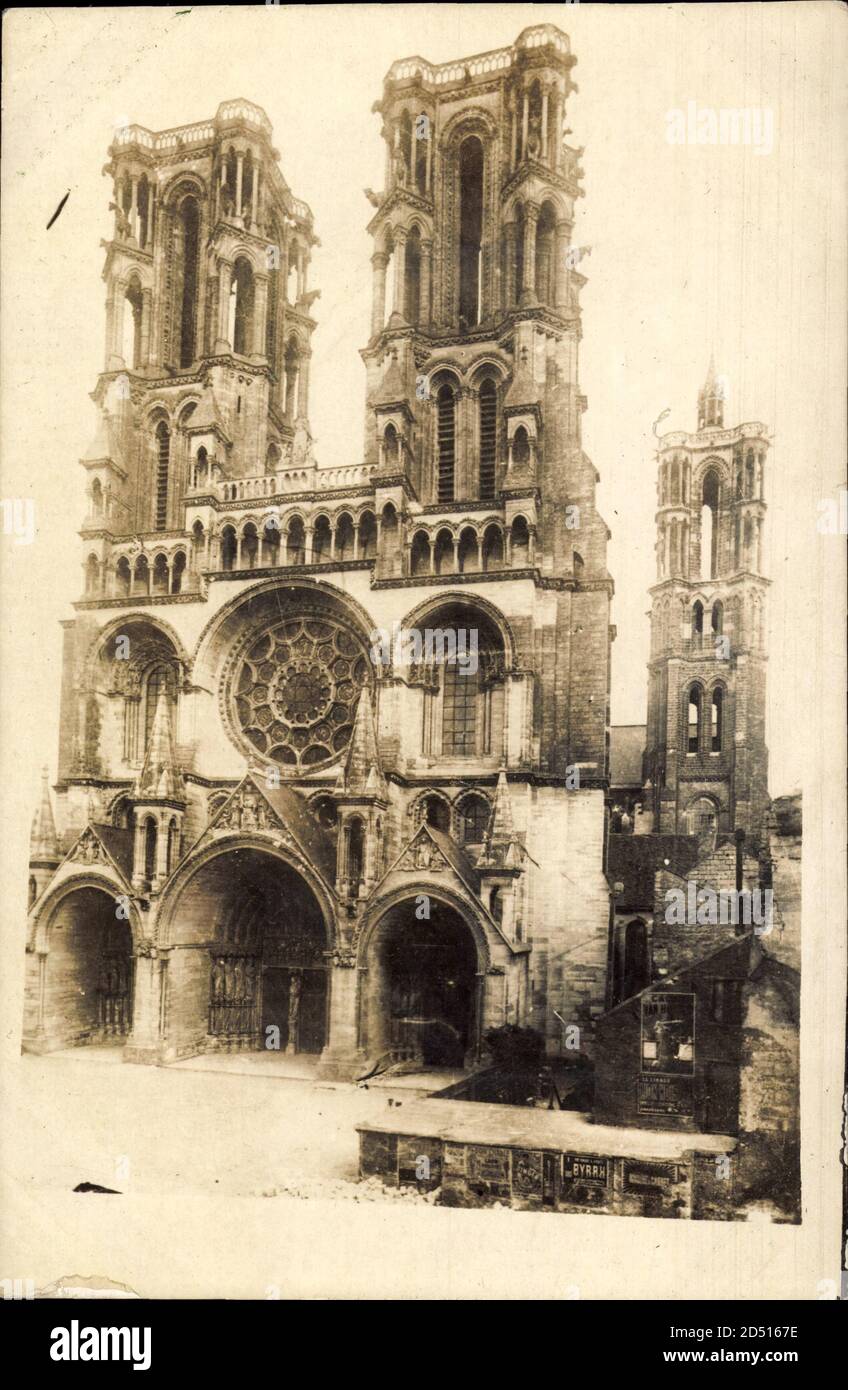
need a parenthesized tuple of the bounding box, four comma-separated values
(735, 828, 745, 893)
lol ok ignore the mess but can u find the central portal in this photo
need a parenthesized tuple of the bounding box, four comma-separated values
(180, 848, 328, 1055)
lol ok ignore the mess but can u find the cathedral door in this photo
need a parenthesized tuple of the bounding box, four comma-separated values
(98, 937, 134, 1039)
(297, 968, 327, 1054)
(261, 968, 291, 1050)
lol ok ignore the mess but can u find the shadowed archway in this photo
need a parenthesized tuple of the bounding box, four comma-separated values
(26, 886, 134, 1049)
(165, 847, 331, 1056)
(362, 896, 480, 1068)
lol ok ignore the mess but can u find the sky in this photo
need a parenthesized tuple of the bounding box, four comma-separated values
(1, 2, 845, 842)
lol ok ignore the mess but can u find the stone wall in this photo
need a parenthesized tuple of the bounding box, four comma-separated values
(359, 1126, 741, 1220)
(766, 793, 802, 972)
(652, 842, 762, 978)
(521, 783, 609, 1054)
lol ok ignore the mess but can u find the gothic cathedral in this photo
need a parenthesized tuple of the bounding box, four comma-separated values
(24, 25, 614, 1076)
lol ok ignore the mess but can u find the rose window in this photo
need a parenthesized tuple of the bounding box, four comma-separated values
(230, 615, 371, 771)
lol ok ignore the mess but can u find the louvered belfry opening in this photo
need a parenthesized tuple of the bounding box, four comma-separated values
(437, 382, 456, 501)
(479, 378, 497, 500)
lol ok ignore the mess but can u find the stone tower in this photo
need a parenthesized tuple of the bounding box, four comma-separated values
(83, 99, 317, 595)
(642, 363, 770, 843)
(363, 23, 611, 779)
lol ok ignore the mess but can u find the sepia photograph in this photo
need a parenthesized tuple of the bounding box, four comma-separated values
(1, 2, 845, 1321)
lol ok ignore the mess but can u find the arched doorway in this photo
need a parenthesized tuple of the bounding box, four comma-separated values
(168, 848, 329, 1055)
(39, 887, 134, 1047)
(620, 919, 650, 1004)
(364, 897, 479, 1068)
(685, 796, 719, 837)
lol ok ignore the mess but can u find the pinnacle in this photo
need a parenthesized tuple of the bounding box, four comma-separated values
(30, 766, 60, 862)
(135, 688, 184, 801)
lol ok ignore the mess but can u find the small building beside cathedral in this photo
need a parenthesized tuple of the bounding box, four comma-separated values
(596, 373, 800, 1223)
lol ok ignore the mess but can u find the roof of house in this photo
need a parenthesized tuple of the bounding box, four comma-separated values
(600, 932, 758, 1020)
(607, 833, 701, 912)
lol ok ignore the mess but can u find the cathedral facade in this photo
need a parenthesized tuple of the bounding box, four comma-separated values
(23, 25, 614, 1077)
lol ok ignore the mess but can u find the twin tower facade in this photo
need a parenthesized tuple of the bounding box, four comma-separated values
(23, 23, 767, 1076)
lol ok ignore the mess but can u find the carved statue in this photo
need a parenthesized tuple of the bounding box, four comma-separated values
(212, 959, 225, 1003)
(527, 116, 542, 162)
(286, 970, 303, 1054)
(75, 829, 103, 865)
(415, 837, 433, 869)
(109, 202, 132, 239)
(292, 421, 313, 467)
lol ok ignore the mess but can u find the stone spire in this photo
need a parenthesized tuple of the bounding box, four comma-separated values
(698, 355, 724, 429)
(489, 768, 515, 838)
(372, 347, 408, 409)
(190, 381, 230, 443)
(135, 688, 184, 801)
(504, 344, 541, 411)
(337, 690, 387, 799)
(477, 769, 523, 868)
(30, 767, 60, 864)
(80, 409, 116, 464)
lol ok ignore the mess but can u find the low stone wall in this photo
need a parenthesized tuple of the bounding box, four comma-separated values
(358, 1120, 737, 1219)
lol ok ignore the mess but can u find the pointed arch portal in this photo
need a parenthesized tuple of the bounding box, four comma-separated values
(166, 846, 330, 1055)
(362, 897, 480, 1067)
(26, 886, 134, 1049)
